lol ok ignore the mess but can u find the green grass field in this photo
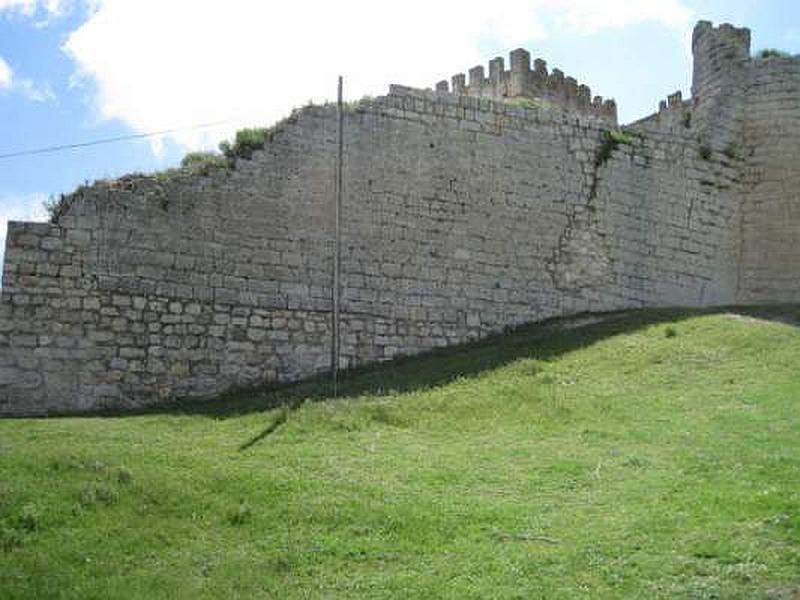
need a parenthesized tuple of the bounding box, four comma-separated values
(1, 308, 799, 599)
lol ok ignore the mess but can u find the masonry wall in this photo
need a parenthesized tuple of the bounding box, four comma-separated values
(2, 21, 798, 416)
(1, 106, 340, 415)
(0, 85, 743, 415)
(595, 128, 740, 309)
(337, 87, 607, 360)
(636, 21, 800, 305)
(737, 56, 800, 302)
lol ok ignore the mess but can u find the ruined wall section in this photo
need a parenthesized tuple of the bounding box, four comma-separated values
(737, 55, 800, 302)
(0, 83, 745, 415)
(0, 222, 96, 412)
(0, 106, 340, 415)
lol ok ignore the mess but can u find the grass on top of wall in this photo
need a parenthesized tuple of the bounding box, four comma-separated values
(757, 48, 793, 59)
(1, 307, 799, 599)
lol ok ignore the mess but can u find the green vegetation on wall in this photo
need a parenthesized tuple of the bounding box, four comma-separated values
(180, 151, 231, 174)
(595, 129, 637, 167)
(219, 127, 271, 160)
(757, 48, 792, 59)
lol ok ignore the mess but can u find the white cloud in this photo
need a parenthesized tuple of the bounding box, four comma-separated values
(0, 0, 69, 16)
(0, 55, 11, 88)
(0, 0, 35, 13)
(14, 77, 54, 101)
(0, 55, 54, 101)
(0, 193, 49, 277)
(62, 0, 692, 152)
(545, 0, 692, 34)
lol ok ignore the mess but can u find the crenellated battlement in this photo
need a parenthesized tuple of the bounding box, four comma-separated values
(656, 90, 688, 119)
(433, 48, 617, 125)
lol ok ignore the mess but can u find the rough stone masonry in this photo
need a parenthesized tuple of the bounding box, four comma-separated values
(1, 21, 799, 415)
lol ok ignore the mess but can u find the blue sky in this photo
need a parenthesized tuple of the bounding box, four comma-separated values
(1, 0, 798, 266)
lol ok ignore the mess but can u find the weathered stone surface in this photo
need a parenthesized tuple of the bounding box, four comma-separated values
(0, 21, 798, 416)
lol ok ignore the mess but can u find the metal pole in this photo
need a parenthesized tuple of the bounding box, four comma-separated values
(332, 76, 343, 396)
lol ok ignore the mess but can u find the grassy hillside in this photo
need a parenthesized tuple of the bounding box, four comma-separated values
(1, 308, 799, 599)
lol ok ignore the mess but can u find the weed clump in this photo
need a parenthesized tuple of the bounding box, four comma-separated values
(17, 503, 42, 532)
(227, 502, 252, 526)
(219, 128, 270, 160)
(180, 152, 230, 175)
(117, 466, 134, 485)
(723, 143, 739, 160)
(506, 97, 546, 110)
(608, 130, 637, 146)
(0, 526, 23, 552)
(44, 193, 71, 222)
(757, 48, 792, 59)
(699, 144, 713, 161)
(343, 96, 375, 112)
(78, 483, 119, 509)
(595, 129, 637, 167)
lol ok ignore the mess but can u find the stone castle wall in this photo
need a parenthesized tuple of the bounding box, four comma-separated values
(1, 21, 798, 415)
(738, 55, 800, 302)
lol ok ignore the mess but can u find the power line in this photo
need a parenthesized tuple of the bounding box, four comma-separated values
(0, 118, 240, 161)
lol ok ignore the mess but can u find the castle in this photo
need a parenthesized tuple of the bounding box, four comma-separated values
(1, 21, 798, 415)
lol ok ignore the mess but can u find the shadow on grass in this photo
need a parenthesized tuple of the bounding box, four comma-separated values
(238, 407, 290, 451)
(128, 309, 668, 421)
(60, 303, 799, 448)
